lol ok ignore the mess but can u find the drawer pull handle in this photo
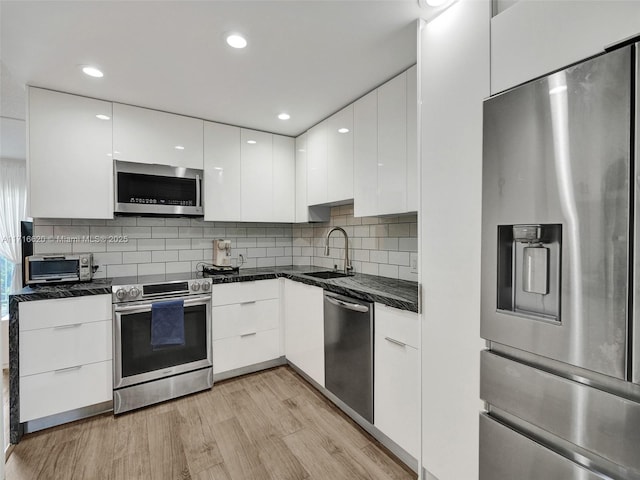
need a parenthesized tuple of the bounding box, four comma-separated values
(241, 332, 257, 338)
(54, 365, 82, 374)
(54, 323, 82, 330)
(240, 301, 257, 305)
(385, 337, 407, 347)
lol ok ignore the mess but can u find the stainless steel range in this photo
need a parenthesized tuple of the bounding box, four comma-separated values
(112, 277, 213, 414)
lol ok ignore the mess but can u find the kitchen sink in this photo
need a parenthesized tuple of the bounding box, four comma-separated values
(304, 270, 353, 279)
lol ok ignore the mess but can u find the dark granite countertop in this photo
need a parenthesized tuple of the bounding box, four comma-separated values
(11, 266, 419, 313)
(8, 266, 417, 444)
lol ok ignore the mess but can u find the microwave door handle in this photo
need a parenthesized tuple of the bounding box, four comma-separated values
(196, 174, 201, 207)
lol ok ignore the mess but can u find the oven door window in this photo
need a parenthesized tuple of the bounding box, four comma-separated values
(29, 260, 79, 278)
(120, 304, 207, 377)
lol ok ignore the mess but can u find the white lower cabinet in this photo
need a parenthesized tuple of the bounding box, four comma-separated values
(212, 280, 281, 375)
(283, 279, 325, 387)
(374, 303, 420, 459)
(19, 295, 113, 422)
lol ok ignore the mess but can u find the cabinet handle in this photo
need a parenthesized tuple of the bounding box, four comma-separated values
(54, 323, 82, 330)
(240, 332, 257, 338)
(240, 300, 257, 305)
(54, 365, 82, 374)
(385, 337, 407, 348)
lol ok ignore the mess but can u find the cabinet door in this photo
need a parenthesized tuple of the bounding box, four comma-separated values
(113, 103, 204, 169)
(295, 134, 309, 222)
(295, 134, 330, 223)
(306, 120, 328, 206)
(28, 88, 113, 219)
(272, 135, 295, 222)
(327, 105, 354, 202)
(204, 122, 241, 221)
(20, 360, 112, 422)
(284, 280, 325, 386)
(378, 71, 408, 215)
(406, 65, 419, 212)
(353, 90, 379, 217)
(241, 129, 273, 221)
(374, 304, 420, 459)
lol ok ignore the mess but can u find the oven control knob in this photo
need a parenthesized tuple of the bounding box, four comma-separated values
(115, 288, 127, 300)
(81, 257, 89, 265)
(128, 287, 141, 298)
(201, 282, 210, 292)
(191, 282, 201, 292)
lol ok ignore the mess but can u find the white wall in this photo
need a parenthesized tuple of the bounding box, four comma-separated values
(491, 0, 640, 93)
(419, 1, 490, 479)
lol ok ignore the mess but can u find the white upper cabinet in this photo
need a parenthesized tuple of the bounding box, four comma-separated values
(306, 106, 355, 206)
(406, 65, 419, 212)
(204, 124, 295, 223)
(272, 135, 295, 223)
(377, 71, 407, 215)
(113, 103, 204, 169)
(353, 90, 379, 217)
(295, 134, 309, 222)
(353, 66, 418, 217)
(28, 87, 114, 219)
(295, 134, 330, 223)
(306, 119, 328, 206)
(204, 121, 241, 222)
(241, 129, 273, 222)
(327, 104, 354, 203)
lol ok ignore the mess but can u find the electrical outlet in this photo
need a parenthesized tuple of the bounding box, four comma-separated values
(410, 253, 418, 274)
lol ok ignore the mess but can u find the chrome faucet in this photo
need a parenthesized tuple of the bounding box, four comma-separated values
(325, 227, 353, 274)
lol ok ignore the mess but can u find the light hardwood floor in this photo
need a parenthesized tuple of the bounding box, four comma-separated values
(5, 366, 416, 480)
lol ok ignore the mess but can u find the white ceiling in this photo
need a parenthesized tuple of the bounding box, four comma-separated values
(0, 0, 425, 140)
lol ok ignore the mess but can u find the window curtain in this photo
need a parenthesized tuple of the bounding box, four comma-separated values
(0, 158, 27, 293)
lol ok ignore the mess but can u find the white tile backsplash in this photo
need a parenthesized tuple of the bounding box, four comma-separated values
(293, 205, 418, 281)
(33, 204, 417, 281)
(34, 217, 295, 278)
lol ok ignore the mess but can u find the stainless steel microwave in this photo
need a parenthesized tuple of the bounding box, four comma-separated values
(114, 160, 204, 216)
(25, 253, 94, 285)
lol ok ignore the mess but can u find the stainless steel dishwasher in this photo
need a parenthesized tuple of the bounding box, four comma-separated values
(324, 291, 374, 423)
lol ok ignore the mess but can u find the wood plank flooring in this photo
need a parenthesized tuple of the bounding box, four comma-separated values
(5, 366, 417, 480)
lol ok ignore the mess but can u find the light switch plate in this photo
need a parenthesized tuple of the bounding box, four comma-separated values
(410, 253, 418, 274)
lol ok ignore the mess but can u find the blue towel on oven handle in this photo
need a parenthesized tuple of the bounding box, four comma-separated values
(151, 299, 185, 347)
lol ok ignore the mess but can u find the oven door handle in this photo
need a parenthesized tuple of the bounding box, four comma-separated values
(114, 294, 211, 313)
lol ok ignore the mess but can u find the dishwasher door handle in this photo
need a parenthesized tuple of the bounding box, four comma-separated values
(325, 295, 370, 313)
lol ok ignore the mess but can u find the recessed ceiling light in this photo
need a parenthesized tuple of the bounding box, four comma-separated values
(82, 66, 104, 78)
(96, 114, 110, 120)
(226, 34, 247, 49)
(337, 128, 350, 134)
(247, 140, 257, 144)
(278, 113, 291, 120)
(174, 145, 185, 150)
(422, 0, 455, 6)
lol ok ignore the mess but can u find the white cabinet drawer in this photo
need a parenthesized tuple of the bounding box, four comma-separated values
(374, 303, 419, 349)
(20, 360, 112, 422)
(212, 279, 279, 306)
(212, 299, 279, 340)
(20, 320, 112, 377)
(374, 332, 420, 459)
(19, 295, 112, 332)
(213, 328, 280, 374)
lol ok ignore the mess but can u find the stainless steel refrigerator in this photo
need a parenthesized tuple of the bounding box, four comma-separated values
(480, 41, 640, 479)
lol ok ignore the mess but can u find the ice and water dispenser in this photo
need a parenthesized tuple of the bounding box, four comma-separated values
(496, 224, 562, 322)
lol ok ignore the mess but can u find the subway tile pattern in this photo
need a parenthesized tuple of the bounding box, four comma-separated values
(292, 204, 418, 282)
(33, 204, 417, 282)
(33, 217, 294, 278)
